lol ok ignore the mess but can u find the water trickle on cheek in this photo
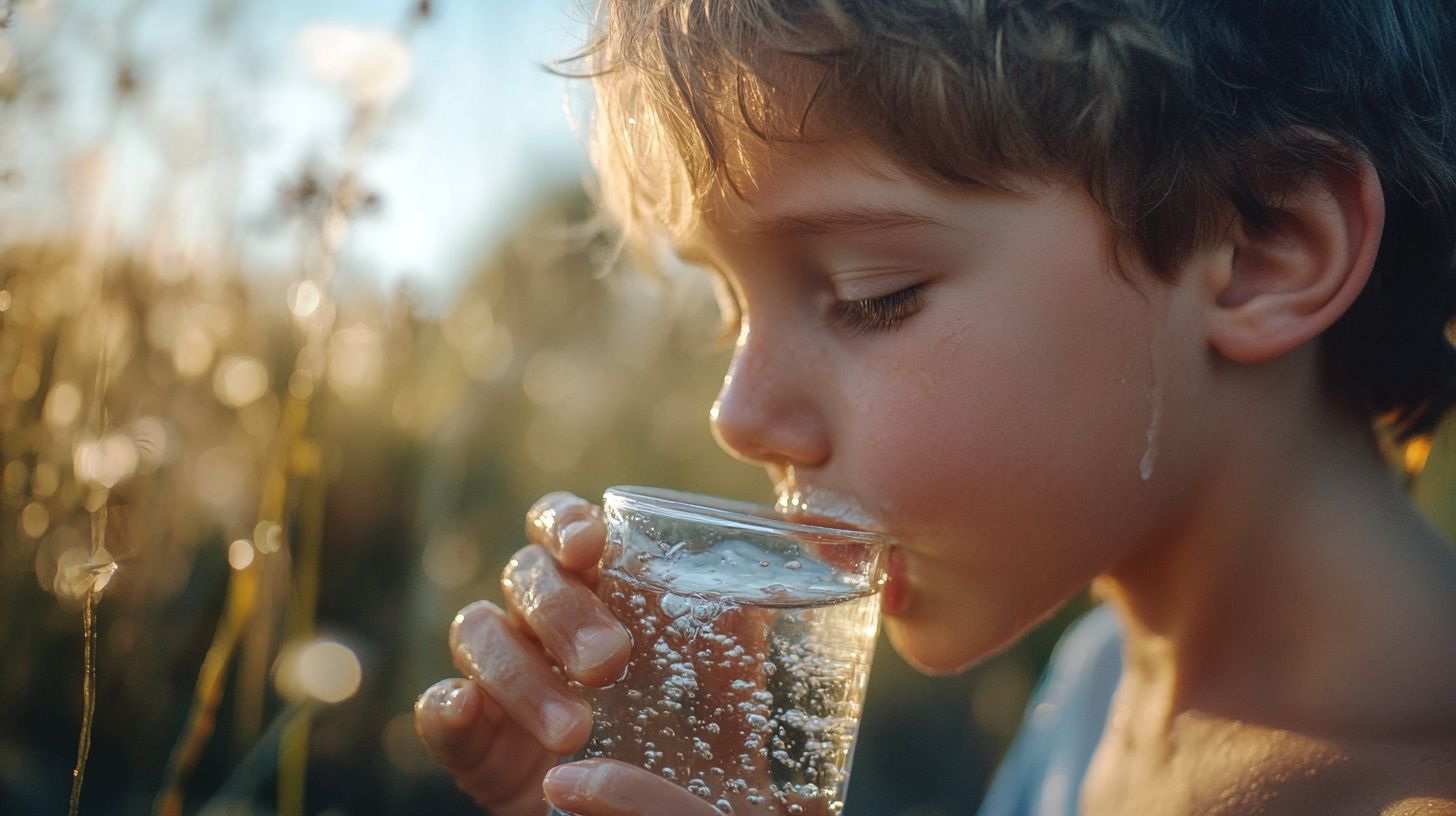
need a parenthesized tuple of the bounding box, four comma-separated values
(1140, 381, 1163, 482)
(1137, 302, 1168, 482)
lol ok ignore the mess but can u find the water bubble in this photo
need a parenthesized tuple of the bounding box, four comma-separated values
(687, 778, 711, 797)
(660, 593, 691, 619)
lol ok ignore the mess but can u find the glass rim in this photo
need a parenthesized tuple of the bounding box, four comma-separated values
(603, 485, 886, 546)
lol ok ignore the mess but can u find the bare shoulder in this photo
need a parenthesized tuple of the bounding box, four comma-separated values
(1378, 799, 1456, 816)
(1324, 739, 1456, 816)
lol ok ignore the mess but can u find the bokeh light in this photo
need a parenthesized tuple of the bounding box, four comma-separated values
(20, 502, 50, 538)
(274, 639, 363, 705)
(296, 24, 412, 107)
(228, 539, 255, 571)
(252, 520, 283, 555)
(31, 463, 59, 497)
(213, 355, 270, 409)
(43, 381, 82, 428)
(1405, 437, 1433, 475)
(73, 433, 139, 489)
(422, 531, 481, 590)
(288, 279, 323, 318)
(327, 326, 383, 403)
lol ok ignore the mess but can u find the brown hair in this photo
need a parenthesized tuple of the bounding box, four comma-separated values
(569, 0, 1456, 440)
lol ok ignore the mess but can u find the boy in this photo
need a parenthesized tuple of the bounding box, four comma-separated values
(417, 1, 1456, 813)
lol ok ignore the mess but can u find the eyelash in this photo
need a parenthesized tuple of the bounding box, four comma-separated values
(709, 280, 926, 343)
(827, 285, 926, 335)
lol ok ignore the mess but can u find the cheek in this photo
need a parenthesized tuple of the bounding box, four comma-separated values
(838, 278, 1187, 670)
(851, 291, 1159, 554)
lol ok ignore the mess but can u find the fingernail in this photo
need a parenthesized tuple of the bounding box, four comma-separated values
(558, 519, 594, 554)
(573, 624, 626, 669)
(542, 699, 588, 743)
(544, 763, 590, 793)
(438, 684, 469, 723)
(416, 681, 465, 721)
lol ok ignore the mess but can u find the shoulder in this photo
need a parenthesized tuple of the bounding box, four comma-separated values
(1379, 799, 1456, 816)
(1347, 741, 1456, 816)
(1206, 727, 1456, 816)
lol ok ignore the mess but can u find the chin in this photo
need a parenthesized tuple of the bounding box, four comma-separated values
(881, 613, 1017, 676)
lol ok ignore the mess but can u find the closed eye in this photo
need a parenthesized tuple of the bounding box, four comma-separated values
(827, 285, 926, 335)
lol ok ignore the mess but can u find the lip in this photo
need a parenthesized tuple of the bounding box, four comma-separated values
(773, 471, 884, 533)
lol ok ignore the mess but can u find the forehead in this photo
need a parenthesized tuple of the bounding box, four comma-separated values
(685, 140, 976, 250)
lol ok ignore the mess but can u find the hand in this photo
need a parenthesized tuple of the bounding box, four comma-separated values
(542, 758, 723, 815)
(414, 492, 636, 816)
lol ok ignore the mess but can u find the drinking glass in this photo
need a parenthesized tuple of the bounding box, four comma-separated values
(550, 485, 887, 816)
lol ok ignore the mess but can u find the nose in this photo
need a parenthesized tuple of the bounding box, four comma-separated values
(709, 325, 832, 469)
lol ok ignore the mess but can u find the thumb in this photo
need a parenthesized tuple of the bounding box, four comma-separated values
(543, 759, 722, 816)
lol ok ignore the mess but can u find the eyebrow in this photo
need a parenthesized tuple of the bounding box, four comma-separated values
(745, 205, 951, 237)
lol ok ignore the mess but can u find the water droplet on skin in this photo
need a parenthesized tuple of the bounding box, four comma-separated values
(1140, 381, 1163, 480)
(1139, 324, 1164, 481)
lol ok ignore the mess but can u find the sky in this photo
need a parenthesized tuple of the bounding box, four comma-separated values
(1, 0, 592, 311)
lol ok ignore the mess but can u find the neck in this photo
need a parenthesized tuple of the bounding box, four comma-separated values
(1097, 370, 1456, 740)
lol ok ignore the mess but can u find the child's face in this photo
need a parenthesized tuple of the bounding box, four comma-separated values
(687, 141, 1219, 673)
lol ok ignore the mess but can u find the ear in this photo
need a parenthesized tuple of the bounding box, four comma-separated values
(1207, 150, 1385, 365)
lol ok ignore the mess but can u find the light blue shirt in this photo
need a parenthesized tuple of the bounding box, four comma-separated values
(977, 605, 1124, 816)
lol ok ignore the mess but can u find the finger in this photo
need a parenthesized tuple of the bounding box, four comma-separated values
(542, 758, 722, 816)
(450, 600, 592, 755)
(414, 678, 555, 816)
(525, 492, 608, 572)
(502, 546, 632, 686)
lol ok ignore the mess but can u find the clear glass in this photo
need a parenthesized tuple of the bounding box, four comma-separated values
(551, 486, 887, 816)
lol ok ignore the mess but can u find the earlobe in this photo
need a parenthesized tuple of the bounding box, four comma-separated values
(1207, 152, 1385, 365)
